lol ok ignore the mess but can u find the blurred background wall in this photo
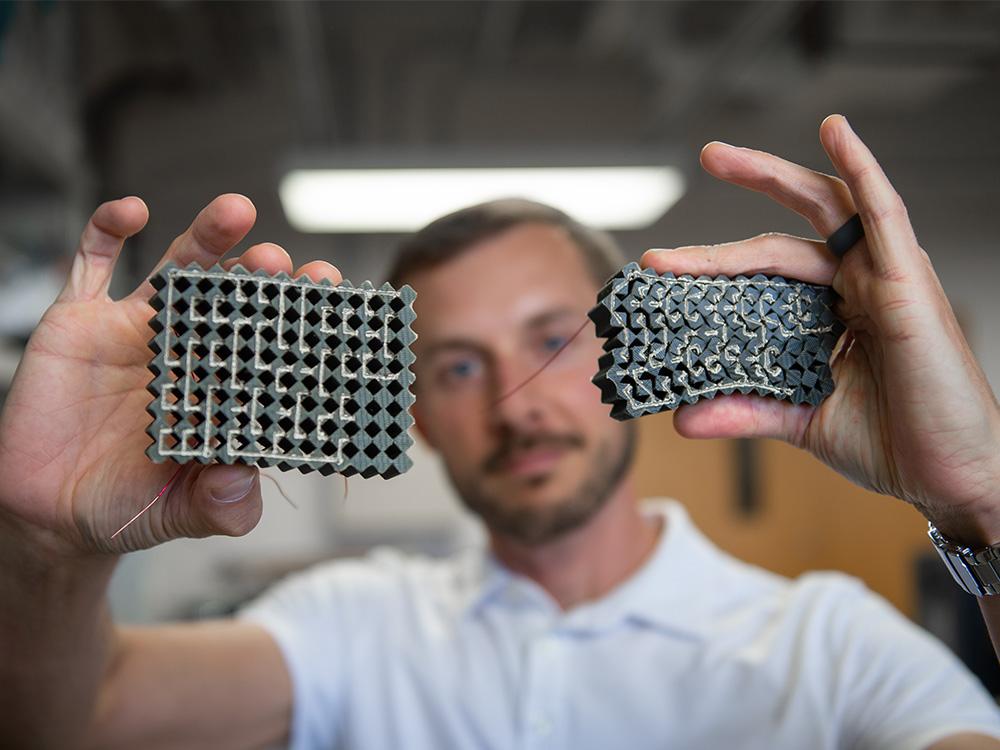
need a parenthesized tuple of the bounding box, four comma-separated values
(1, 0, 998, 688)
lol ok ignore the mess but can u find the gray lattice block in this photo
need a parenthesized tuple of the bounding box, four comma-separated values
(145, 262, 417, 478)
(589, 262, 845, 420)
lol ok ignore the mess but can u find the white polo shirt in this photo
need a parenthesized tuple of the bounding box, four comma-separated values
(240, 500, 1000, 750)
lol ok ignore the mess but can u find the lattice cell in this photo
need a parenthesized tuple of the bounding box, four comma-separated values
(589, 262, 845, 420)
(145, 262, 417, 478)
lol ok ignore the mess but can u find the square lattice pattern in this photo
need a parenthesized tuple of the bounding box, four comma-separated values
(590, 262, 844, 420)
(146, 262, 417, 478)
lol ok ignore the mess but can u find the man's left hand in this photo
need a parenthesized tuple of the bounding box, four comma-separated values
(642, 115, 1000, 545)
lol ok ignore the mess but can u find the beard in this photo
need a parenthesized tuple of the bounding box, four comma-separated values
(447, 422, 637, 546)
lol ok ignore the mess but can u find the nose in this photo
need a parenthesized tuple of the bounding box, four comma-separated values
(487, 357, 549, 431)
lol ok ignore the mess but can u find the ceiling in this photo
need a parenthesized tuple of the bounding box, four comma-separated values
(0, 0, 998, 313)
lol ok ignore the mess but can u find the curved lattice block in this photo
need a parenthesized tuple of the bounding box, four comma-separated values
(145, 262, 417, 478)
(590, 262, 844, 421)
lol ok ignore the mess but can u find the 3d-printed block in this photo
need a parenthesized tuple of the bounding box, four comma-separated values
(590, 262, 845, 420)
(145, 262, 417, 478)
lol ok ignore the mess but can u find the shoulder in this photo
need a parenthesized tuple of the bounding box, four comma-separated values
(653, 501, 917, 660)
(776, 569, 932, 652)
(695, 557, 876, 655)
(652, 499, 889, 628)
(709, 553, 918, 653)
(708, 560, 974, 695)
(239, 546, 473, 627)
(776, 569, 876, 624)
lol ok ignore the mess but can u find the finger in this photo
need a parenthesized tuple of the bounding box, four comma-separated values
(641, 232, 839, 286)
(673, 393, 814, 446)
(129, 194, 257, 300)
(819, 115, 920, 279)
(59, 197, 149, 302)
(294, 260, 343, 284)
(220, 242, 294, 275)
(700, 142, 855, 236)
(173, 465, 264, 540)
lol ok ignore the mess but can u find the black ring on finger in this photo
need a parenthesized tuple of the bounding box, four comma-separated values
(826, 213, 865, 258)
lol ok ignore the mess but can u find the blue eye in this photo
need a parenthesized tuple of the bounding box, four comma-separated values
(542, 335, 568, 353)
(441, 358, 481, 383)
(450, 361, 476, 377)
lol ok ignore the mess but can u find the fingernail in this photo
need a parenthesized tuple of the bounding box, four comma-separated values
(643, 249, 682, 263)
(207, 468, 256, 503)
(829, 113, 853, 134)
(701, 141, 738, 155)
(822, 113, 846, 131)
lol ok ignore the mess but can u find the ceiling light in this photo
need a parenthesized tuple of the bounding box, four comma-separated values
(279, 159, 685, 233)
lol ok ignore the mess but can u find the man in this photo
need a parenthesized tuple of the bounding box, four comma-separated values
(1, 116, 999, 749)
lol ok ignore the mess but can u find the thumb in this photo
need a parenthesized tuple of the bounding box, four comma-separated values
(181, 465, 264, 539)
(673, 394, 815, 447)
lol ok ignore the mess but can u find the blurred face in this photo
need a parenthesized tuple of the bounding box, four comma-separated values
(409, 223, 635, 546)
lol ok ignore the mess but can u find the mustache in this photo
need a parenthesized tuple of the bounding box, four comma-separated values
(482, 431, 585, 473)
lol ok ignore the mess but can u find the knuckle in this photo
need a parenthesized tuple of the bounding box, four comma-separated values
(846, 162, 881, 187)
(877, 264, 910, 284)
(748, 232, 790, 266)
(917, 246, 935, 272)
(750, 231, 782, 248)
(760, 168, 783, 195)
(95, 199, 117, 216)
(165, 503, 208, 540)
(827, 173, 850, 193)
(867, 193, 908, 224)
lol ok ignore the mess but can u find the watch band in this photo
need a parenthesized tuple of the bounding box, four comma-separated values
(927, 522, 1000, 597)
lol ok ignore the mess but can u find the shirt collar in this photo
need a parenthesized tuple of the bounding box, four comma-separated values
(459, 500, 742, 641)
(455, 543, 515, 615)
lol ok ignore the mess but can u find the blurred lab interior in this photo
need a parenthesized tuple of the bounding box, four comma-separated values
(1, 0, 998, 695)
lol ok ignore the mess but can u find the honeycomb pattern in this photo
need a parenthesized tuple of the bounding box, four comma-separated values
(145, 262, 417, 478)
(589, 262, 845, 420)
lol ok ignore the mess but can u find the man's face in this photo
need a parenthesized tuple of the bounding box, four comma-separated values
(409, 223, 634, 546)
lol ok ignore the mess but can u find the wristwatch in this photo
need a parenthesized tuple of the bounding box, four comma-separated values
(928, 522, 1000, 597)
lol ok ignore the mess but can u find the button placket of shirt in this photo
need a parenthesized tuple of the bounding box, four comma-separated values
(518, 631, 567, 749)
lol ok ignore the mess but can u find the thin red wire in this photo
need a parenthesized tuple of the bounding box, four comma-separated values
(490, 317, 591, 407)
(110, 465, 184, 540)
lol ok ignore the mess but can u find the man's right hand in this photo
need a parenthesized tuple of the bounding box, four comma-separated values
(0, 194, 342, 557)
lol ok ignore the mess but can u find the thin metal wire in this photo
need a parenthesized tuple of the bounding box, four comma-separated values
(261, 472, 298, 509)
(490, 317, 591, 407)
(110, 465, 184, 540)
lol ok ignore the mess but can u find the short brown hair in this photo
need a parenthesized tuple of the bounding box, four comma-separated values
(387, 198, 624, 289)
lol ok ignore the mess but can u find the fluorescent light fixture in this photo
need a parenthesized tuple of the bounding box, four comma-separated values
(279, 162, 685, 233)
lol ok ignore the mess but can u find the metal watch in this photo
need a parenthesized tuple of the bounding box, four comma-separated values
(928, 522, 1000, 597)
